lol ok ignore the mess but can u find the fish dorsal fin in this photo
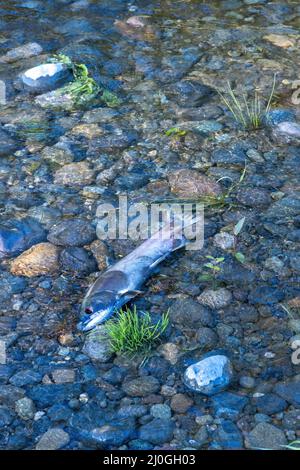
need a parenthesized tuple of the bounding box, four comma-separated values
(118, 289, 143, 299)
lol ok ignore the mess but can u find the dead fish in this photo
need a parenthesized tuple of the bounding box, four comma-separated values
(78, 215, 200, 332)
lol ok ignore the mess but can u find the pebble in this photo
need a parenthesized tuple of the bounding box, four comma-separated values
(0, 218, 46, 259)
(54, 162, 95, 186)
(183, 355, 234, 396)
(0, 42, 42, 63)
(150, 404, 172, 420)
(47, 219, 96, 246)
(20, 63, 72, 92)
(36, 428, 70, 450)
(138, 418, 174, 445)
(170, 394, 193, 414)
(246, 422, 287, 450)
(122, 376, 160, 397)
(10, 242, 60, 277)
(51, 369, 76, 384)
(213, 232, 236, 250)
(168, 169, 221, 199)
(82, 326, 113, 363)
(197, 288, 232, 309)
(15, 397, 35, 420)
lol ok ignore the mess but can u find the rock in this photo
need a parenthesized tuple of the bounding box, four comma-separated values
(122, 376, 160, 397)
(196, 327, 218, 350)
(150, 404, 172, 420)
(216, 419, 243, 449)
(9, 369, 42, 387)
(197, 288, 232, 309)
(89, 240, 109, 271)
(51, 369, 75, 384)
(41, 144, 74, 165)
(138, 418, 174, 445)
(266, 109, 296, 126)
(54, 162, 95, 186)
(28, 384, 81, 407)
(0, 42, 42, 63)
(20, 63, 72, 92)
(273, 121, 300, 141)
(236, 188, 271, 208)
(183, 355, 234, 396)
(0, 218, 46, 259)
(168, 169, 221, 199)
(289, 319, 300, 333)
(246, 422, 287, 450)
(194, 426, 209, 447)
(159, 343, 180, 365)
(82, 326, 113, 363)
(60, 247, 97, 274)
(82, 425, 134, 448)
(36, 428, 70, 450)
(0, 272, 27, 302)
(0, 385, 25, 406)
(88, 129, 138, 153)
(211, 392, 248, 418)
(82, 108, 119, 123)
(211, 147, 246, 166)
(0, 129, 19, 156)
(169, 298, 214, 328)
(15, 397, 35, 420)
(169, 80, 215, 106)
(263, 34, 296, 48)
(35, 89, 74, 110)
(117, 405, 147, 419)
(253, 393, 287, 415)
(239, 376, 255, 389)
(248, 286, 284, 305)
(10, 242, 60, 277)
(47, 219, 96, 246)
(0, 406, 14, 426)
(213, 232, 236, 250)
(170, 394, 193, 414)
(273, 381, 300, 406)
(47, 404, 72, 422)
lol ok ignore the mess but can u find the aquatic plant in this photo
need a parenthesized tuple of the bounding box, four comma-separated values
(105, 305, 169, 357)
(199, 255, 225, 289)
(51, 54, 121, 107)
(218, 74, 277, 130)
(165, 127, 187, 138)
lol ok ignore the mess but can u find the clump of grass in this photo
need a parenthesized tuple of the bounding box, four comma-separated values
(218, 74, 277, 130)
(105, 305, 169, 357)
(51, 54, 121, 107)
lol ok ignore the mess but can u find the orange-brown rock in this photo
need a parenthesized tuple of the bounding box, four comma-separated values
(168, 169, 221, 199)
(10, 242, 60, 277)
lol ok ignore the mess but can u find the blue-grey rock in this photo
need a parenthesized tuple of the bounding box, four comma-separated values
(150, 404, 172, 420)
(253, 393, 287, 415)
(15, 397, 35, 420)
(211, 392, 249, 418)
(248, 286, 285, 305)
(28, 383, 82, 407)
(246, 422, 287, 450)
(9, 369, 42, 387)
(0, 406, 14, 426)
(0, 129, 19, 156)
(60, 247, 97, 274)
(273, 382, 300, 406)
(81, 424, 135, 448)
(36, 428, 70, 450)
(20, 63, 72, 93)
(0, 218, 46, 258)
(47, 403, 72, 422)
(47, 219, 96, 247)
(216, 419, 243, 449)
(138, 418, 174, 445)
(183, 355, 234, 396)
(266, 109, 296, 126)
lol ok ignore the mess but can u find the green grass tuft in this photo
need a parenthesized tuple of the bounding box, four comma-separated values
(105, 305, 169, 357)
(218, 74, 277, 130)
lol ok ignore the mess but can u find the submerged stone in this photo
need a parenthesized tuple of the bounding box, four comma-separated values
(184, 355, 234, 395)
(0, 218, 46, 259)
(0, 42, 42, 63)
(20, 63, 72, 93)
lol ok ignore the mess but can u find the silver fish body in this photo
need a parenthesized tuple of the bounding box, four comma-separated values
(78, 218, 197, 332)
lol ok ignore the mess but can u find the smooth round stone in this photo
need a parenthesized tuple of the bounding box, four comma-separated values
(21, 63, 72, 92)
(239, 376, 255, 389)
(183, 355, 234, 396)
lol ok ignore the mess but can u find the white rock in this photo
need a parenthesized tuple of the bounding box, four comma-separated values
(184, 354, 233, 395)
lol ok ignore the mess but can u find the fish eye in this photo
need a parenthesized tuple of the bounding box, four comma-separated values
(85, 307, 93, 315)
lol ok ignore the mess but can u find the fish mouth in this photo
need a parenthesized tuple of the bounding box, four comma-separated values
(77, 308, 112, 332)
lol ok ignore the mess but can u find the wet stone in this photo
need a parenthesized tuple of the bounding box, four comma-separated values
(27, 383, 82, 407)
(15, 397, 35, 420)
(0, 129, 19, 156)
(273, 381, 300, 406)
(168, 169, 221, 199)
(0, 218, 46, 259)
(150, 404, 172, 420)
(246, 422, 287, 450)
(170, 394, 193, 414)
(51, 369, 76, 384)
(47, 219, 96, 247)
(0, 406, 14, 426)
(184, 355, 234, 396)
(54, 162, 95, 186)
(168, 298, 215, 328)
(36, 428, 70, 450)
(248, 286, 285, 305)
(169, 80, 215, 107)
(82, 326, 113, 363)
(138, 418, 174, 445)
(20, 63, 72, 93)
(0, 42, 42, 63)
(253, 393, 287, 415)
(60, 247, 97, 274)
(9, 369, 42, 387)
(197, 288, 232, 310)
(210, 392, 249, 419)
(196, 327, 218, 350)
(122, 377, 160, 397)
(10, 242, 60, 277)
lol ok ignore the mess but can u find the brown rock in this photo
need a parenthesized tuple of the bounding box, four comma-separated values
(10, 243, 60, 277)
(89, 240, 108, 271)
(170, 393, 193, 414)
(263, 34, 296, 49)
(54, 162, 95, 186)
(168, 169, 221, 199)
(122, 376, 160, 397)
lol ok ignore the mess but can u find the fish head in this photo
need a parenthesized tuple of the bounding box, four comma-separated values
(77, 290, 117, 332)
